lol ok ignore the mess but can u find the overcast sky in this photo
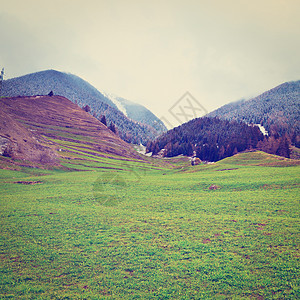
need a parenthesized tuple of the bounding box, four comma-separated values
(1, 0, 299, 125)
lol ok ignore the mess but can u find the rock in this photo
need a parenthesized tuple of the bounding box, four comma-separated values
(191, 157, 201, 166)
(0, 137, 10, 155)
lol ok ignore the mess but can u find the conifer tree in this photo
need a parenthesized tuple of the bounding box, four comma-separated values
(100, 115, 107, 126)
(109, 122, 116, 134)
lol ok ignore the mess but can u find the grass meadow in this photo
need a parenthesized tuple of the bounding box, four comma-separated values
(0, 151, 299, 299)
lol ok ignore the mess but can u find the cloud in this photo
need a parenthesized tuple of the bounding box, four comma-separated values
(0, 14, 43, 77)
(1, 0, 299, 121)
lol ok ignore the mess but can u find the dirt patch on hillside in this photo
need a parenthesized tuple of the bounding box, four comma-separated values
(13, 181, 43, 185)
(0, 108, 59, 165)
(0, 95, 143, 168)
(209, 184, 220, 190)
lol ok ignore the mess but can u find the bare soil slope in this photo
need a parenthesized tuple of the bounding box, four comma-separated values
(0, 107, 59, 164)
(0, 95, 142, 166)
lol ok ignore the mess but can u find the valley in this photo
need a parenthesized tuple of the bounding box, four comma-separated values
(1, 1, 299, 298)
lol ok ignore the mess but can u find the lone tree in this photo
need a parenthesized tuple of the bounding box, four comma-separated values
(82, 104, 91, 113)
(48, 90, 54, 96)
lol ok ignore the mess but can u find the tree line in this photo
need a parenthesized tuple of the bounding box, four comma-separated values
(146, 117, 292, 161)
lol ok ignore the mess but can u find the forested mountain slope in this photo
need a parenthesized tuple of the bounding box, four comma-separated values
(147, 117, 268, 161)
(207, 80, 300, 137)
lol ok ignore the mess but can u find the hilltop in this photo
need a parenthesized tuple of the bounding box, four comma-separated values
(1, 70, 167, 144)
(0, 95, 143, 167)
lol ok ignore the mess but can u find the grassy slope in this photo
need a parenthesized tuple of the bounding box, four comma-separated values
(0, 150, 299, 299)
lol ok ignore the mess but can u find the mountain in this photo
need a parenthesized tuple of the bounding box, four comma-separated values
(100, 91, 166, 133)
(0, 95, 143, 166)
(1, 70, 167, 144)
(147, 80, 300, 162)
(207, 81, 300, 137)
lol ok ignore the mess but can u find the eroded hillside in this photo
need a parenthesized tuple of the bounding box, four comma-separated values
(0, 95, 143, 167)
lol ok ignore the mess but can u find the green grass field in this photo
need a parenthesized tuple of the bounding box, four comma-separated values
(0, 151, 299, 299)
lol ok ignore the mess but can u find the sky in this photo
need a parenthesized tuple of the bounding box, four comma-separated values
(1, 0, 299, 127)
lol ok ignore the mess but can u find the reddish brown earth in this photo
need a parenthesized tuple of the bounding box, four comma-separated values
(0, 95, 143, 166)
(0, 106, 58, 164)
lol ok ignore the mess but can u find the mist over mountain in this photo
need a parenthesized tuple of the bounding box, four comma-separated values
(2, 70, 167, 144)
(207, 80, 300, 136)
